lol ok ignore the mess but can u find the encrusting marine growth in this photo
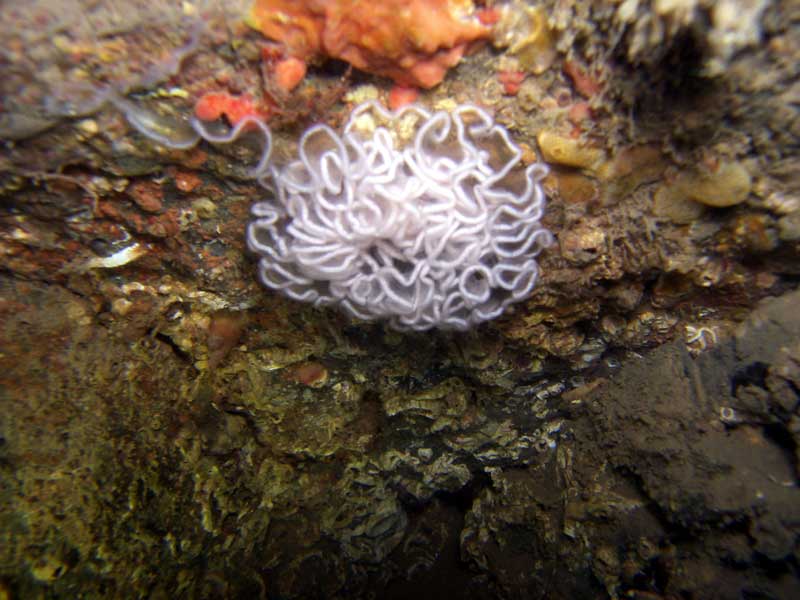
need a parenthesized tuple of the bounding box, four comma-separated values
(98, 98, 552, 331)
(41, 4, 553, 330)
(246, 0, 490, 88)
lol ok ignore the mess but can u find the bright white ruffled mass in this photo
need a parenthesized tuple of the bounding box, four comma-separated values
(246, 101, 553, 331)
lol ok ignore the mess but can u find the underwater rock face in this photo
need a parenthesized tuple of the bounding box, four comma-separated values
(247, 101, 553, 331)
(1, 0, 800, 598)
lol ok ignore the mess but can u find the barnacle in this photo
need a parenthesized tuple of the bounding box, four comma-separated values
(685, 324, 718, 354)
(247, 101, 553, 331)
(492, 2, 556, 75)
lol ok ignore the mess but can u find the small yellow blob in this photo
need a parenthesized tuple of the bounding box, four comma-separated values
(681, 161, 752, 208)
(537, 131, 605, 170)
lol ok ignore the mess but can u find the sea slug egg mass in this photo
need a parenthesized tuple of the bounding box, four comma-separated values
(246, 101, 553, 331)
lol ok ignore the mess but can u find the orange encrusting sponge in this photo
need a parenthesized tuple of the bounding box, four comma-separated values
(247, 0, 489, 88)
